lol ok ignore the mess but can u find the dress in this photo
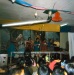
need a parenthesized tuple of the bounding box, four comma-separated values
(7, 42, 16, 57)
(40, 41, 47, 51)
(26, 40, 33, 51)
(18, 40, 25, 52)
(34, 41, 40, 51)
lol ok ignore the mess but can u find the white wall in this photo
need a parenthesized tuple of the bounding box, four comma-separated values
(60, 33, 68, 49)
(0, 30, 1, 50)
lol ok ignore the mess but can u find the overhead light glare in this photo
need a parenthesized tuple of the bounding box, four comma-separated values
(1, 20, 48, 27)
(60, 23, 68, 27)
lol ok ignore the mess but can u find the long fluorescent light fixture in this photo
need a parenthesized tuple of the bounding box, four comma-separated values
(60, 23, 68, 27)
(0, 20, 49, 27)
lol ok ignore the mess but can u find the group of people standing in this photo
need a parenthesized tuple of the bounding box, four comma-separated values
(15, 34, 48, 52)
(7, 34, 60, 59)
(7, 51, 74, 75)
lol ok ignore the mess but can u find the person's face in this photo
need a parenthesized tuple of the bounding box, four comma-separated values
(37, 39, 39, 42)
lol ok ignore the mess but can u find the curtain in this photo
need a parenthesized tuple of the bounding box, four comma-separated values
(68, 32, 74, 59)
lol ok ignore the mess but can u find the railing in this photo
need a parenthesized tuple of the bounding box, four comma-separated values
(10, 51, 69, 64)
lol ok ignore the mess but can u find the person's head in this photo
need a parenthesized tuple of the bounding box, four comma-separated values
(71, 56, 74, 62)
(24, 50, 31, 57)
(38, 55, 46, 66)
(36, 38, 39, 42)
(52, 67, 65, 75)
(28, 37, 31, 41)
(38, 65, 50, 75)
(64, 63, 74, 75)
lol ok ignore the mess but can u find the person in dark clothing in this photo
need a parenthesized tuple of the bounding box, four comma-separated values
(52, 67, 66, 75)
(7, 39, 16, 63)
(34, 38, 40, 51)
(38, 64, 50, 75)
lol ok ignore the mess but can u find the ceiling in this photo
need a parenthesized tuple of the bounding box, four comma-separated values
(0, 0, 74, 26)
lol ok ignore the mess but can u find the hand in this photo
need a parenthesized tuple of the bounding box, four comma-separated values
(55, 60, 61, 62)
